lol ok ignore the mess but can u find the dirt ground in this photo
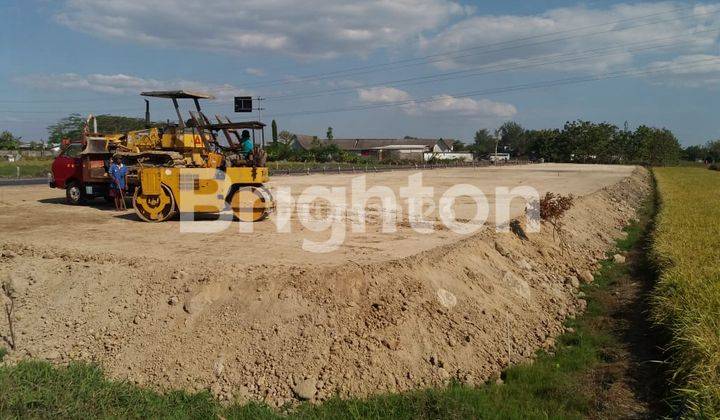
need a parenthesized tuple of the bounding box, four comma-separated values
(0, 163, 649, 406)
(0, 163, 635, 265)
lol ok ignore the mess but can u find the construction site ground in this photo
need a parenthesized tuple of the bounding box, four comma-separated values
(0, 163, 649, 407)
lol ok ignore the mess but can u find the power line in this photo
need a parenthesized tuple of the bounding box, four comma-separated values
(263, 57, 720, 118)
(238, 4, 708, 89)
(263, 28, 719, 102)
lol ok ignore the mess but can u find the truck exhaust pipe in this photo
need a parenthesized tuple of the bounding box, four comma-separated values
(145, 99, 150, 128)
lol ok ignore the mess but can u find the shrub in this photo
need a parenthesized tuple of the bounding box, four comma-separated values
(539, 192, 575, 250)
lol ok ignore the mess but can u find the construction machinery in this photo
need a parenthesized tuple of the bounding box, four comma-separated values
(129, 90, 274, 222)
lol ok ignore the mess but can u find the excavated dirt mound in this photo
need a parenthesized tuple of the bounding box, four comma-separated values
(0, 166, 650, 406)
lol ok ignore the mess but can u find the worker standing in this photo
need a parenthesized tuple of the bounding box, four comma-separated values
(109, 157, 128, 211)
(240, 130, 254, 160)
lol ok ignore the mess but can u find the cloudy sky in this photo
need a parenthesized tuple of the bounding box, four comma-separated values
(1, 0, 719, 145)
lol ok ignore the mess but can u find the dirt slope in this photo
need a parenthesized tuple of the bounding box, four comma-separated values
(0, 166, 650, 406)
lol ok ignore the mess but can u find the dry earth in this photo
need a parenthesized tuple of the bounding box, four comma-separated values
(0, 163, 649, 406)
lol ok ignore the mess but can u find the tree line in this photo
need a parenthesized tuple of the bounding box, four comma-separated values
(2, 115, 719, 167)
(453, 120, 686, 166)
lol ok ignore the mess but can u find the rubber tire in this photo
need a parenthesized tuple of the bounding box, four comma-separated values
(65, 182, 86, 205)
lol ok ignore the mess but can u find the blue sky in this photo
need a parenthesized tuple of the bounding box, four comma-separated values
(1, 0, 719, 146)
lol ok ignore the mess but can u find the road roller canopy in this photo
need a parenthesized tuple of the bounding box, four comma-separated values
(140, 90, 216, 100)
(211, 121, 266, 130)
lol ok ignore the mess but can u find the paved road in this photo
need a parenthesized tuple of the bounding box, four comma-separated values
(0, 178, 48, 187)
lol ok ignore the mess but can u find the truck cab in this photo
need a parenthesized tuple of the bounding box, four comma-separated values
(50, 138, 115, 205)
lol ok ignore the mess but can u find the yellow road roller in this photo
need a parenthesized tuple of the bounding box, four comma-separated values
(130, 90, 274, 222)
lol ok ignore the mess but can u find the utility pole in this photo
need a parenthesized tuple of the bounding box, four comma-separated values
(255, 97, 265, 123)
(253, 97, 266, 148)
(493, 128, 501, 164)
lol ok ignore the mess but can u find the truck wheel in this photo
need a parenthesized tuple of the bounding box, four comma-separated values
(65, 182, 86, 205)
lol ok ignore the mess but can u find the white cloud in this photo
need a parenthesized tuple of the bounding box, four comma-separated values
(646, 54, 720, 87)
(55, 0, 467, 59)
(357, 86, 411, 103)
(404, 95, 517, 118)
(15, 73, 250, 100)
(357, 87, 515, 118)
(245, 68, 265, 77)
(420, 2, 720, 72)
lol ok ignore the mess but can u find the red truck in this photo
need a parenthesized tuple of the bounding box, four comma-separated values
(49, 115, 127, 204)
(49, 137, 117, 205)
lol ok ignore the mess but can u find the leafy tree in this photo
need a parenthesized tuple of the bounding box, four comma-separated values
(683, 144, 708, 162)
(525, 129, 560, 161)
(472, 128, 496, 155)
(616, 128, 642, 163)
(326, 126, 334, 141)
(705, 139, 720, 163)
(94, 115, 150, 133)
(634, 125, 681, 166)
(47, 113, 84, 145)
(498, 121, 526, 156)
(271, 120, 278, 145)
(0, 131, 21, 150)
(554, 120, 619, 162)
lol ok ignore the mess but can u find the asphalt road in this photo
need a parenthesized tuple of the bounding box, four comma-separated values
(0, 178, 48, 187)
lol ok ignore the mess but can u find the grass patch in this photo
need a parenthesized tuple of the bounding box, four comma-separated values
(0, 203, 654, 419)
(0, 159, 52, 178)
(651, 167, 720, 417)
(0, 348, 6, 362)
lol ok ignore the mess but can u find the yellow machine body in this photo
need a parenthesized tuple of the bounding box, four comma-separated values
(133, 166, 273, 222)
(125, 127, 212, 166)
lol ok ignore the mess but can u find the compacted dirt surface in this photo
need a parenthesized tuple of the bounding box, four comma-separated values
(0, 163, 649, 406)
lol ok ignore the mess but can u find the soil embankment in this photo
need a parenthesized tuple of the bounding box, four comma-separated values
(0, 166, 650, 406)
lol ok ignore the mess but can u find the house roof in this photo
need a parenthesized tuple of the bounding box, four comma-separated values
(294, 136, 454, 151)
(369, 144, 428, 150)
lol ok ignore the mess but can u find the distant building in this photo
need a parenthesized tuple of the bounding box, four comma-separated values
(291, 136, 459, 162)
(488, 152, 510, 162)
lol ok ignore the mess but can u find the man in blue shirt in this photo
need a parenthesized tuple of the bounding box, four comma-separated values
(240, 130, 254, 159)
(109, 156, 128, 210)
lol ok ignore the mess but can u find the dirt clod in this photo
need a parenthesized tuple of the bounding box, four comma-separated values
(293, 379, 317, 400)
(579, 270, 595, 284)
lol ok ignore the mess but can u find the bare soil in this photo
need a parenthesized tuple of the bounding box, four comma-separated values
(0, 163, 649, 406)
